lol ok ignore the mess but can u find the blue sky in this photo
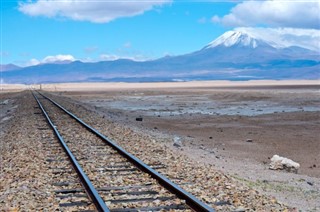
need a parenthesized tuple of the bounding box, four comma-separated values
(1, 0, 319, 66)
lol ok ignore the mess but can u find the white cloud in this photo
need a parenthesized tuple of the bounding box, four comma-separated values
(42, 54, 75, 63)
(22, 53, 149, 67)
(26, 58, 41, 66)
(214, 0, 320, 29)
(18, 0, 171, 23)
(23, 54, 75, 67)
(235, 27, 320, 51)
(211, 15, 220, 23)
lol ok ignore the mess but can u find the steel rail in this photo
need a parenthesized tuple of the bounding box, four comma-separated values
(38, 91, 214, 212)
(32, 92, 110, 212)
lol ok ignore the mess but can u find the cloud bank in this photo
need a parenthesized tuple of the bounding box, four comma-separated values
(26, 54, 75, 66)
(23, 53, 148, 67)
(212, 0, 320, 29)
(18, 0, 171, 23)
(235, 27, 320, 51)
(42, 54, 75, 63)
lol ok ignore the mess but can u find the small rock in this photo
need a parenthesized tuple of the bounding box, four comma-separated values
(269, 155, 300, 173)
(1, 116, 11, 122)
(173, 136, 182, 147)
(209, 136, 213, 139)
(234, 207, 246, 212)
(214, 200, 232, 206)
(135, 117, 143, 121)
(307, 181, 313, 186)
(0, 99, 9, 105)
(246, 139, 253, 143)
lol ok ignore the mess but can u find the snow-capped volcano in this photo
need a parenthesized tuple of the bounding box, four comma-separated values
(2, 30, 319, 83)
(204, 30, 284, 49)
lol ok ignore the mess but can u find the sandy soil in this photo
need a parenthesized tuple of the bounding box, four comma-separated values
(55, 84, 320, 176)
(0, 84, 27, 92)
(1, 90, 288, 211)
(2, 80, 320, 210)
(29, 80, 319, 92)
(46, 81, 320, 211)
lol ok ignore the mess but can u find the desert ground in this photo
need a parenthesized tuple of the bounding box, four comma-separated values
(1, 80, 320, 210)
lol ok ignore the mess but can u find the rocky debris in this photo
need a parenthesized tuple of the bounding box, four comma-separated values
(173, 136, 182, 147)
(136, 117, 143, 121)
(309, 164, 317, 169)
(246, 139, 253, 143)
(234, 207, 246, 212)
(0, 99, 9, 105)
(0, 92, 59, 210)
(1, 92, 98, 211)
(269, 155, 300, 173)
(307, 181, 314, 186)
(1, 116, 12, 122)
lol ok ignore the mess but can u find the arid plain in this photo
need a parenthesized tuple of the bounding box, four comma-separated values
(1, 80, 320, 210)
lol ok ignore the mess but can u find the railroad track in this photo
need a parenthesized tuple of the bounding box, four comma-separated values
(32, 91, 214, 212)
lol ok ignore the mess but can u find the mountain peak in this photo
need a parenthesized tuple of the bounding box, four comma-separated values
(205, 30, 268, 49)
(0, 63, 21, 72)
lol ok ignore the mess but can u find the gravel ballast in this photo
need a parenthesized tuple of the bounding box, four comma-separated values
(1, 91, 292, 210)
(44, 91, 289, 211)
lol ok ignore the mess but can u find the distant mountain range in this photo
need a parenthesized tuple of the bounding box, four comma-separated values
(0, 64, 21, 72)
(2, 30, 319, 84)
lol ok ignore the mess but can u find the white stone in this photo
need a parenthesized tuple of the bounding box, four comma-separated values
(269, 155, 300, 173)
(0, 99, 9, 105)
(173, 136, 182, 147)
